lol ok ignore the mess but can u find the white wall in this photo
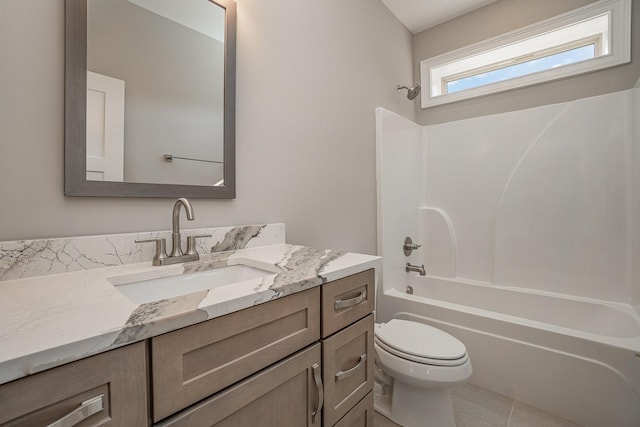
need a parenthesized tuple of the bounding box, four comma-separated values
(0, 0, 414, 254)
(378, 88, 639, 304)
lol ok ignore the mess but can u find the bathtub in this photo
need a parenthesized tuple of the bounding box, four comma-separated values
(376, 275, 640, 427)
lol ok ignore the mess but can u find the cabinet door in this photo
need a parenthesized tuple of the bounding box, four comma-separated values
(0, 342, 148, 427)
(152, 287, 320, 421)
(321, 269, 375, 338)
(157, 344, 323, 427)
(322, 314, 374, 426)
(333, 393, 374, 427)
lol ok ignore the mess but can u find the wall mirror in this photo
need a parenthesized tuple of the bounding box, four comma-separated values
(65, 0, 236, 198)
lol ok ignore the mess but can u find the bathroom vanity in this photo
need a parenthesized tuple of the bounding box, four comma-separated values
(0, 224, 379, 426)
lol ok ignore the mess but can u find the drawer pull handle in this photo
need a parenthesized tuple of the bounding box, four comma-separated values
(312, 363, 324, 423)
(334, 289, 367, 310)
(335, 354, 367, 382)
(46, 394, 104, 427)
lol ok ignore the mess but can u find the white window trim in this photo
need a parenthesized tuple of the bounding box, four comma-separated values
(419, 0, 631, 109)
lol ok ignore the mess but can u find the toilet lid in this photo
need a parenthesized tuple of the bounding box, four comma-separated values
(376, 319, 467, 361)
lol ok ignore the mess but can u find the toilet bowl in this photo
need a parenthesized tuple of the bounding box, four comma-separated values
(374, 319, 472, 427)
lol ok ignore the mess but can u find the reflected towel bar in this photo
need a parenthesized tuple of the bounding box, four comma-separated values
(164, 154, 223, 164)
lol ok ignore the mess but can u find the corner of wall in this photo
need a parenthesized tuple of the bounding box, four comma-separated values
(632, 87, 640, 307)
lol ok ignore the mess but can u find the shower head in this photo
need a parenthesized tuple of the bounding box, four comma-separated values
(397, 84, 421, 100)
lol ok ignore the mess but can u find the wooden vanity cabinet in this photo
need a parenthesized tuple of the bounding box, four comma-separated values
(321, 269, 375, 338)
(152, 269, 375, 426)
(322, 314, 374, 426)
(333, 393, 375, 427)
(321, 269, 375, 427)
(151, 287, 321, 423)
(157, 344, 323, 427)
(0, 341, 148, 427)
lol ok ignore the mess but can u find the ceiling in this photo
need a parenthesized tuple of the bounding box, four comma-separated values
(380, 0, 499, 34)
(127, 0, 225, 42)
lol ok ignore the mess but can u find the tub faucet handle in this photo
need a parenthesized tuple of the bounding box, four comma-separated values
(403, 237, 422, 256)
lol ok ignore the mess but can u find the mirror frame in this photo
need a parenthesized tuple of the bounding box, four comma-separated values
(64, 0, 236, 198)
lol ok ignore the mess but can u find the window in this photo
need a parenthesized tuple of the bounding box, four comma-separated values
(420, 0, 631, 108)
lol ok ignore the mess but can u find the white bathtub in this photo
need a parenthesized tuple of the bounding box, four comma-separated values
(377, 275, 640, 427)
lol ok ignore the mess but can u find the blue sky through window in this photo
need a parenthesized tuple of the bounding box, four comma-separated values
(446, 44, 596, 94)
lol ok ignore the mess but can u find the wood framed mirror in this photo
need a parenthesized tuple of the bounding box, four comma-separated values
(64, 0, 236, 198)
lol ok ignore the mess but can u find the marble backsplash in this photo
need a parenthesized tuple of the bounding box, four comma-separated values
(0, 223, 285, 281)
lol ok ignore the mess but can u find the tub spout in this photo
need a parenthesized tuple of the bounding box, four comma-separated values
(406, 263, 426, 276)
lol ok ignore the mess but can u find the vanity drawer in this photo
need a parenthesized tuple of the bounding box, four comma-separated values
(321, 269, 374, 338)
(333, 393, 374, 427)
(322, 314, 374, 426)
(151, 287, 320, 422)
(0, 342, 148, 427)
(157, 344, 322, 427)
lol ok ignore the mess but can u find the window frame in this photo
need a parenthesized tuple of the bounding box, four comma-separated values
(419, 0, 631, 109)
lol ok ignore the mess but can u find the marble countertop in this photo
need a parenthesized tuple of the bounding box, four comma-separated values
(0, 243, 380, 385)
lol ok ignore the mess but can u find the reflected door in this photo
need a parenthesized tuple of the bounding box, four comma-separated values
(86, 71, 125, 181)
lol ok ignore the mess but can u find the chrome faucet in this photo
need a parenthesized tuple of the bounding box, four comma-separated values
(406, 263, 426, 276)
(136, 198, 210, 266)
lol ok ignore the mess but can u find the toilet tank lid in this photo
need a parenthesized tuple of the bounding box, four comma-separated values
(376, 319, 467, 360)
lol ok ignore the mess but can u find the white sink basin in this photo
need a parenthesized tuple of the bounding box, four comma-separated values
(110, 264, 277, 304)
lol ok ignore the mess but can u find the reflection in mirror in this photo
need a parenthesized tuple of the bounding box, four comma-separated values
(64, 0, 236, 198)
(87, 0, 224, 186)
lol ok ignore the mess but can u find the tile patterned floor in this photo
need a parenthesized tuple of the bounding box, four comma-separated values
(373, 383, 582, 427)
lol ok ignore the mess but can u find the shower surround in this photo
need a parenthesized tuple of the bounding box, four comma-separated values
(375, 86, 640, 426)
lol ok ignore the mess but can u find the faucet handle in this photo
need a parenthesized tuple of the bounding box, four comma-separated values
(185, 234, 212, 256)
(135, 238, 169, 266)
(403, 237, 421, 256)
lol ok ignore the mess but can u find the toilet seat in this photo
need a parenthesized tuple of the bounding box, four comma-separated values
(375, 338, 469, 366)
(375, 319, 468, 367)
(374, 341, 472, 389)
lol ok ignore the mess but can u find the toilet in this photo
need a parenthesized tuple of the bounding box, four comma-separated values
(373, 319, 472, 427)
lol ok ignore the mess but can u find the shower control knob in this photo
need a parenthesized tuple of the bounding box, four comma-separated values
(403, 237, 421, 256)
